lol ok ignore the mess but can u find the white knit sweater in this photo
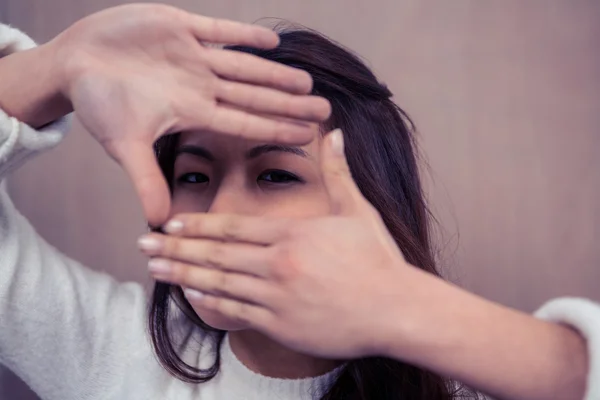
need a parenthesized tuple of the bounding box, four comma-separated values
(0, 24, 598, 400)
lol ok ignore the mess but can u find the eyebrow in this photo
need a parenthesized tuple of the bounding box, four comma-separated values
(175, 144, 310, 162)
(176, 145, 215, 162)
(246, 144, 310, 160)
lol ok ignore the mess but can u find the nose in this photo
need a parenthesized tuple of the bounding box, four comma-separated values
(207, 183, 257, 215)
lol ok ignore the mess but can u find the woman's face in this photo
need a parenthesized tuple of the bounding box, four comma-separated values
(169, 127, 330, 330)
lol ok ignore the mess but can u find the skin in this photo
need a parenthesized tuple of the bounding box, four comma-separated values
(0, 3, 331, 226)
(141, 130, 590, 400)
(0, 4, 590, 399)
(168, 127, 340, 377)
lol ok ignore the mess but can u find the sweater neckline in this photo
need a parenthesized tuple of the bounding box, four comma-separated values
(220, 334, 344, 399)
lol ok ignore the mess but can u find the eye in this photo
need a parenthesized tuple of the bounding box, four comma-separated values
(258, 169, 302, 184)
(176, 172, 209, 184)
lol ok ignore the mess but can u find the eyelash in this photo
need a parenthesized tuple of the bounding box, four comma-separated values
(175, 170, 303, 186)
(258, 169, 302, 185)
(176, 172, 209, 185)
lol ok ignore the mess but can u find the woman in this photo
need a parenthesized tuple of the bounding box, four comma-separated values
(0, 4, 597, 400)
(145, 28, 478, 399)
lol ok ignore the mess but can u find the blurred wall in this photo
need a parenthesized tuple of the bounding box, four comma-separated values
(1, 1, 599, 398)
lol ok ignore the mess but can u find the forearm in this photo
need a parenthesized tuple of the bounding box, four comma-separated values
(379, 269, 588, 400)
(0, 40, 71, 128)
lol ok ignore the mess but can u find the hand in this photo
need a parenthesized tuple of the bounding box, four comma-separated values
(47, 4, 331, 225)
(138, 129, 432, 359)
(138, 129, 594, 399)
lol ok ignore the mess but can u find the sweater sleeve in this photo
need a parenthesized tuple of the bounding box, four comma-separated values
(0, 25, 151, 400)
(534, 298, 600, 400)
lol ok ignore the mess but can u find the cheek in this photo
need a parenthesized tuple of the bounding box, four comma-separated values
(262, 186, 330, 218)
(170, 191, 211, 216)
(191, 304, 248, 331)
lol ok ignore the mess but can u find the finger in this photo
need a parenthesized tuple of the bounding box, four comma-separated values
(148, 258, 275, 304)
(216, 80, 330, 122)
(319, 129, 366, 215)
(139, 235, 274, 277)
(163, 213, 289, 245)
(206, 48, 313, 94)
(187, 14, 279, 49)
(112, 140, 171, 227)
(186, 292, 275, 329)
(204, 104, 316, 145)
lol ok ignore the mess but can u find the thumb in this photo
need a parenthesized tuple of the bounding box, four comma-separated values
(111, 140, 171, 227)
(320, 129, 364, 215)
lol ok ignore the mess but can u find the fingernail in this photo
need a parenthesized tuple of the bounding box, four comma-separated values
(164, 219, 184, 234)
(330, 129, 344, 156)
(137, 235, 163, 252)
(184, 288, 205, 301)
(148, 258, 171, 275)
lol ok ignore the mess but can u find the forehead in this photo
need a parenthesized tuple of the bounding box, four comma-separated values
(177, 127, 322, 155)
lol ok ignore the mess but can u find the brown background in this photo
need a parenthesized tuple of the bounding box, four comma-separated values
(1, 1, 599, 398)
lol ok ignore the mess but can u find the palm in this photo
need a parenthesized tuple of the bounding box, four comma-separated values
(55, 4, 330, 225)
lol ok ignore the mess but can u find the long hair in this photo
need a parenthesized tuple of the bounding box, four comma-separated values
(149, 27, 474, 399)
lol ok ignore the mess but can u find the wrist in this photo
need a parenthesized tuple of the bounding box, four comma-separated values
(373, 268, 589, 400)
(48, 26, 90, 104)
(40, 39, 74, 107)
(371, 264, 461, 361)
(0, 40, 72, 127)
(44, 30, 84, 110)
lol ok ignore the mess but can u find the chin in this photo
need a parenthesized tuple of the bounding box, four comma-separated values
(193, 306, 248, 331)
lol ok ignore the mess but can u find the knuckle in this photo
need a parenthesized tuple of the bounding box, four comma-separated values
(204, 107, 218, 132)
(272, 245, 300, 280)
(246, 88, 260, 111)
(235, 303, 253, 325)
(222, 300, 251, 325)
(163, 236, 180, 257)
(222, 216, 242, 241)
(270, 263, 287, 281)
(284, 96, 297, 117)
(205, 242, 226, 268)
(214, 271, 230, 296)
(212, 298, 249, 325)
(269, 119, 287, 143)
(187, 215, 203, 235)
(214, 80, 229, 100)
(262, 247, 279, 270)
(170, 261, 188, 283)
(268, 64, 280, 86)
(229, 55, 242, 78)
(201, 294, 218, 310)
(210, 18, 221, 38)
(238, 114, 251, 138)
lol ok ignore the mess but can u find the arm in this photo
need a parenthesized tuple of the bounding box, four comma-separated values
(133, 130, 598, 400)
(378, 267, 594, 400)
(0, 7, 330, 397)
(4, 3, 330, 227)
(0, 184, 150, 400)
(0, 25, 71, 128)
(0, 26, 150, 400)
(0, 24, 71, 174)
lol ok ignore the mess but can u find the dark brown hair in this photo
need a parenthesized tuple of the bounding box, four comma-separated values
(149, 27, 476, 399)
